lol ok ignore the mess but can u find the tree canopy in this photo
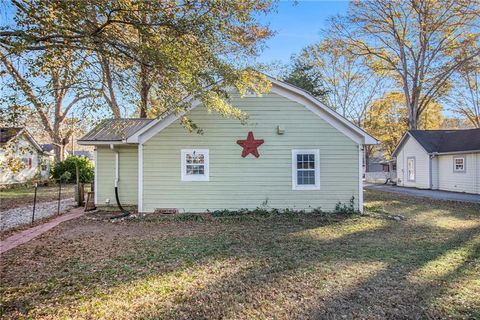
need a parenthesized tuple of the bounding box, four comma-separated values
(329, 0, 480, 129)
(364, 92, 444, 158)
(300, 38, 386, 125)
(283, 56, 328, 99)
(1, 0, 276, 121)
(1, 0, 278, 161)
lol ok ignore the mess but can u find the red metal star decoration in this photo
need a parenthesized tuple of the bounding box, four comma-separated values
(237, 131, 264, 158)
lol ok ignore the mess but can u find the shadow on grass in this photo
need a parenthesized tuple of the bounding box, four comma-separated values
(1, 198, 479, 319)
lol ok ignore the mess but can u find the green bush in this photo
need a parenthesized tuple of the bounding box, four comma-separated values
(52, 156, 94, 183)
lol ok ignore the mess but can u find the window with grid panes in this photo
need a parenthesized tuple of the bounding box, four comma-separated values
(292, 149, 320, 190)
(181, 149, 209, 181)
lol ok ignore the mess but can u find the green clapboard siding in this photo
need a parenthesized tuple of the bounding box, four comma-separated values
(96, 146, 138, 205)
(142, 92, 359, 212)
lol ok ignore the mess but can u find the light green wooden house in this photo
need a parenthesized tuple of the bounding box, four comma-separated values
(78, 77, 376, 213)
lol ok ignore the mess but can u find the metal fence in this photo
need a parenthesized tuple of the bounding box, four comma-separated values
(364, 171, 397, 184)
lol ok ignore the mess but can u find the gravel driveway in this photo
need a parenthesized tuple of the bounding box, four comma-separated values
(0, 198, 75, 231)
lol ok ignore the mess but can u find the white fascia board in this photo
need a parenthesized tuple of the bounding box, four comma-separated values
(129, 76, 377, 146)
(126, 97, 202, 144)
(267, 76, 378, 145)
(269, 85, 363, 145)
(133, 99, 203, 145)
(432, 150, 480, 156)
(19, 129, 43, 153)
(77, 140, 126, 146)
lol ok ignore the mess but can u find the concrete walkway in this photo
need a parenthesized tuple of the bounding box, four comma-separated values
(0, 207, 84, 254)
(365, 183, 480, 204)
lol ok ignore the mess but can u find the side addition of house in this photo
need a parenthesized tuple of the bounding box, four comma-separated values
(79, 77, 377, 213)
(393, 129, 480, 195)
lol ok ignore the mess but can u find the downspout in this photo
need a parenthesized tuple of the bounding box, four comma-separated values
(429, 154, 433, 189)
(429, 152, 438, 190)
(109, 144, 131, 219)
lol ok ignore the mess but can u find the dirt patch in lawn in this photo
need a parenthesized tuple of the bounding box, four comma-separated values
(1, 191, 479, 319)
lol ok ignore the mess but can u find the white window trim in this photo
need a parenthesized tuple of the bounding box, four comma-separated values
(407, 156, 416, 182)
(292, 149, 320, 191)
(453, 156, 466, 173)
(181, 149, 209, 182)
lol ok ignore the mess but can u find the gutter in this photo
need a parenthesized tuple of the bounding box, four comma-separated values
(431, 150, 480, 156)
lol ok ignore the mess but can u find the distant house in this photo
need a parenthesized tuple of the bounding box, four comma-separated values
(41, 143, 68, 161)
(0, 128, 50, 185)
(79, 76, 377, 213)
(366, 156, 396, 173)
(364, 156, 396, 184)
(393, 129, 480, 194)
(67, 150, 94, 160)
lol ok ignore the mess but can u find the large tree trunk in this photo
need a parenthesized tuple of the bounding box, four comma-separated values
(100, 54, 121, 118)
(139, 63, 151, 118)
(407, 98, 419, 130)
(53, 137, 64, 163)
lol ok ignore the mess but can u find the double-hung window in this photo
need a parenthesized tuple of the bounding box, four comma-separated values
(181, 149, 209, 181)
(453, 157, 465, 172)
(292, 149, 320, 190)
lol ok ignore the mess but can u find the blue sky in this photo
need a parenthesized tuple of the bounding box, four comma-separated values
(257, 1, 349, 64)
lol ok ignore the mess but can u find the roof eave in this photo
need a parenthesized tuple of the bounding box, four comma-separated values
(77, 140, 130, 146)
(392, 132, 410, 157)
(430, 149, 480, 156)
(266, 76, 378, 145)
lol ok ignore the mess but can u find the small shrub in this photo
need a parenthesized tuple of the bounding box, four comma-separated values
(334, 197, 358, 215)
(173, 213, 207, 222)
(212, 207, 314, 218)
(52, 156, 94, 183)
(211, 208, 250, 217)
(312, 207, 324, 214)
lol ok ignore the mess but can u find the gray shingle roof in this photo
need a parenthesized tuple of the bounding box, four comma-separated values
(0, 127, 23, 144)
(79, 119, 153, 142)
(409, 129, 480, 153)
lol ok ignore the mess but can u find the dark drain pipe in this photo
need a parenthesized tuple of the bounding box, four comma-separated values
(109, 144, 131, 219)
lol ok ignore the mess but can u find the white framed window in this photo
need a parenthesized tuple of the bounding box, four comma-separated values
(292, 149, 320, 190)
(181, 149, 209, 181)
(407, 157, 415, 181)
(453, 157, 465, 172)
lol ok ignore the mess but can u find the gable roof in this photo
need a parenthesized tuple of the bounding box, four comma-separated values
(125, 76, 377, 145)
(41, 144, 55, 153)
(78, 75, 377, 146)
(0, 127, 23, 144)
(0, 127, 43, 152)
(393, 129, 480, 156)
(78, 118, 154, 144)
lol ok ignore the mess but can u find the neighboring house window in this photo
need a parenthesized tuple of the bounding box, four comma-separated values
(407, 157, 415, 181)
(292, 149, 320, 190)
(181, 149, 209, 181)
(21, 157, 32, 169)
(453, 157, 465, 172)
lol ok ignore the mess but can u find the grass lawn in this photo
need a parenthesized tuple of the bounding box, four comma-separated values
(0, 184, 75, 211)
(1, 190, 479, 319)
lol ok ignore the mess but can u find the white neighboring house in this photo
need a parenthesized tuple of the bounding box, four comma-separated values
(0, 127, 51, 185)
(393, 129, 480, 195)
